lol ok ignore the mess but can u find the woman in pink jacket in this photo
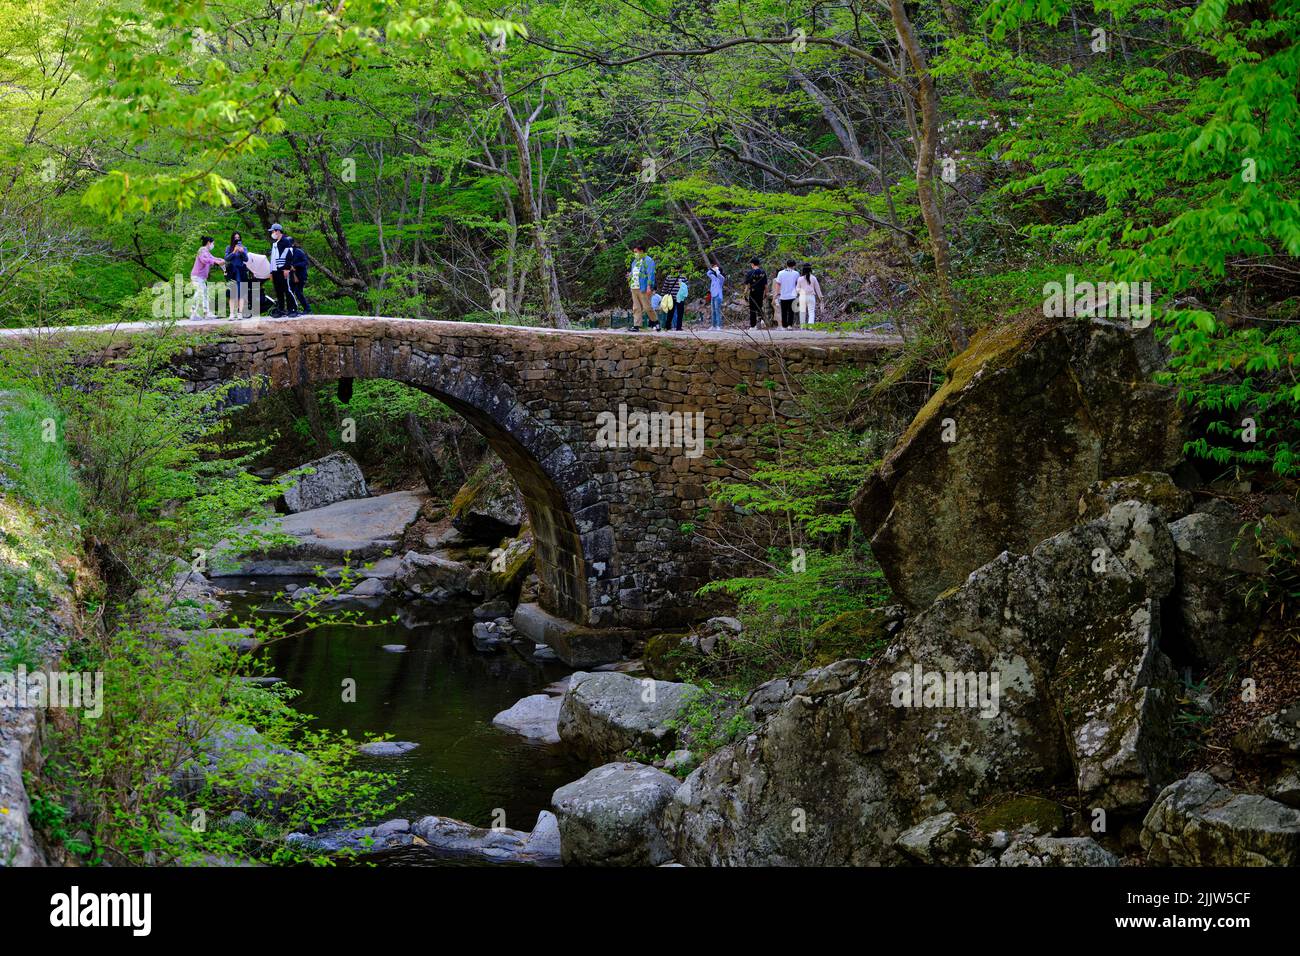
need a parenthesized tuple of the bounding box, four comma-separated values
(190, 236, 225, 320)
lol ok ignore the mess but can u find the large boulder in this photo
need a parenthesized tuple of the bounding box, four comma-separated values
(1140, 772, 1300, 866)
(852, 316, 1183, 610)
(558, 672, 703, 764)
(280, 452, 368, 513)
(643, 617, 748, 680)
(806, 606, 901, 666)
(551, 762, 679, 866)
(643, 633, 700, 681)
(664, 501, 1180, 866)
(492, 694, 562, 744)
(1168, 512, 1266, 667)
(212, 490, 424, 573)
(286, 818, 416, 856)
(392, 550, 477, 601)
(450, 455, 525, 541)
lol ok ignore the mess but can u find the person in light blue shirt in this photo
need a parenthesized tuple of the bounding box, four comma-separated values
(670, 275, 687, 331)
(707, 260, 725, 329)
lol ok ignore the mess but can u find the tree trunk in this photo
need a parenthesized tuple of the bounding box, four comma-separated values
(489, 72, 569, 328)
(889, 0, 966, 350)
(293, 385, 332, 455)
(404, 412, 444, 495)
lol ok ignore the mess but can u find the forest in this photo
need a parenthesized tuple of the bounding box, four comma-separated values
(0, 0, 1296, 889)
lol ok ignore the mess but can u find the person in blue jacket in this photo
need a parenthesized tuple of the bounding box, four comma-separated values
(707, 259, 725, 330)
(224, 231, 249, 320)
(626, 244, 656, 331)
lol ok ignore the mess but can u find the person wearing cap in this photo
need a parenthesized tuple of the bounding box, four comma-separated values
(267, 223, 294, 317)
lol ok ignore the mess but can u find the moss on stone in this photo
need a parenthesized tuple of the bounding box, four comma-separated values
(974, 795, 1067, 837)
(449, 458, 496, 521)
(489, 532, 534, 596)
(806, 608, 891, 666)
(436, 544, 493, 563)
(644, 632, 698, 681)
(893, 315, 1052, 454)
(1078, 471, 1191, 521)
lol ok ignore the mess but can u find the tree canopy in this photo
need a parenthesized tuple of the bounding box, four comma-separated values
(1, 0, 1295, 472)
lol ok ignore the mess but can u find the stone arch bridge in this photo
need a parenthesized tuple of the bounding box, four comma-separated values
(9, 317, 897, 633)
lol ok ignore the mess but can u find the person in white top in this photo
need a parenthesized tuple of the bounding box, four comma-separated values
(795, 263, 824, 327)
(772, 260, 800, 328)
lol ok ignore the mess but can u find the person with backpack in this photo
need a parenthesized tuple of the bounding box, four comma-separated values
(287, 238, 311, 315)
(189, 236, 225, 320)
(268, 222, 294, 317)
(706, 259, 725, 330)
(666, 274, 688, 331)
(224, 231, 249, 320)
(742, 258, 767, 329)
(796, 262, 825, 327)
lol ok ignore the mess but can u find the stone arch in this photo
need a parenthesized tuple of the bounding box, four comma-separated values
(269, 347, 611, 626)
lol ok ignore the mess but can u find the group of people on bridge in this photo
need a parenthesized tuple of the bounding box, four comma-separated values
(190, 229, 825, 333)
(190, 223, 311, 321)
(627, 247, 826, 332)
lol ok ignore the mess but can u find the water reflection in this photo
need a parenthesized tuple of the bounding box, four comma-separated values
(223, 580, 585, 836)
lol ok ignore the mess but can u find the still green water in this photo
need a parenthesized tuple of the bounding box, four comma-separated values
(225, 580, 585, 839)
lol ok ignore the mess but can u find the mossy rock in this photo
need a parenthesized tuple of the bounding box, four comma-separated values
(436, 544, 493, 564)
(852, 316, 1185, 610)
(974, 795, 1067, 837)
(644, 632, 699, 681)
(1077, 471, 1191, 521)
(806, 608, 891, 666)
(449, 456, 524, 540)
(488, 532, 534, 598)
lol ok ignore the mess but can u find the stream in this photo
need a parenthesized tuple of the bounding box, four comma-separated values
(218, 578, 587, 863)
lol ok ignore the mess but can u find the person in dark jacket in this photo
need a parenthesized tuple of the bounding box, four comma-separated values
(268, 223, 293, 316)
(664, 274, 688, 331)
(224, 231, 250, 319)
(287, 239, 311, 315)
(743, 259, 767, 329)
